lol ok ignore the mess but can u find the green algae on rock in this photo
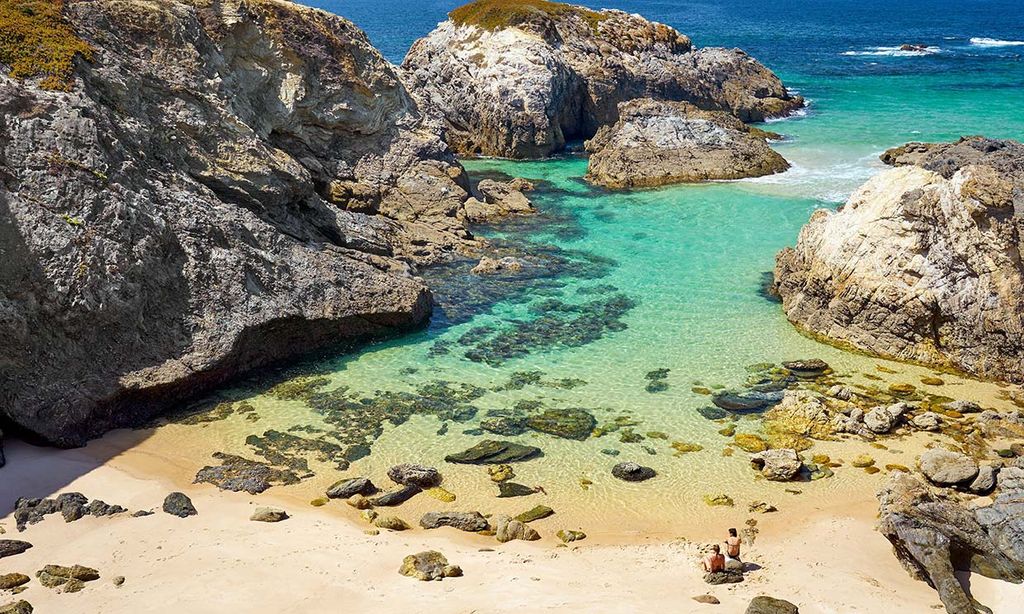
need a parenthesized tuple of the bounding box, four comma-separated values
(515, 505, 555, 523)
(526, 407, 597, 440)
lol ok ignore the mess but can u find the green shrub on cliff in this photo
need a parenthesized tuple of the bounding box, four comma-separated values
(450, 0, 607, 32)
(0, 0, 92, 90)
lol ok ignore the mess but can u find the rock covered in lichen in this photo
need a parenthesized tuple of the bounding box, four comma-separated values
(775, 137, 1024, 383)
(585, 99, 789, 188)
(401, 0, 802, 159)
(0, 0, 475, 447)
(398, 551, 463, 581)
(420, 511, 489, 532)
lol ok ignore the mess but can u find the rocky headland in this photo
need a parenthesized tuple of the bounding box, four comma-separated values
(775, 137, 1024, 383)
(0, 0, 478, 447)
(585, 98, 789, 188)
(401, 0, 803, 159)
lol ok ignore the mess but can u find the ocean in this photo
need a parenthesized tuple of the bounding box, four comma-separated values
(145, 0, 1024, 534)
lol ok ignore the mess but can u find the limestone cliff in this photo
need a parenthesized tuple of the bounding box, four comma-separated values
(401, 0, 803, 159)
(0, 0, 473, 446)
(774, 137, 1024, 383)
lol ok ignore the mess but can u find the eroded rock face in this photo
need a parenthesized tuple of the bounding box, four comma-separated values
(876, 472, 1024, 613)
(0, 0, 475, 446)
(775, 137, 1024, 383)
(401, 1, 802, 158)
(585, 99, 789, 188)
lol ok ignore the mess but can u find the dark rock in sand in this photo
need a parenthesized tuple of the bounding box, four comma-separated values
(0, 601, 33, 614)
(326, 477, 379, 499)
(370, 485, 422, 507)
(746, 596, 799, 614)
(398, 551, 463, 581)
(387, 464, 442, 488)
(611, 462, 656, 482)
(419, 511, 489, 532)
(526, 408, 597, 440)
(445, 440, 542, 465)
(162, 492, 197, 518)
(194, 452, 302, 494)
(0, 574, 30, 590)
(704, 571, 743, 585)
(480, 415, 529, 436)
(498, 482, 538, 498)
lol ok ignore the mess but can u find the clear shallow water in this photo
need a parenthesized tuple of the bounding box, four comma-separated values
(142, 1, 1024, 533)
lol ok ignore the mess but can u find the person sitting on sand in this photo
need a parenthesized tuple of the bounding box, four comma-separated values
(701, 545, 725, 573)
(724, 528, 743, 570)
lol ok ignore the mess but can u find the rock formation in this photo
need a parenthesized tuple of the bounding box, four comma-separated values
(585, 99, 789, 188)
(401, 0, 803, 158)
(0, 0, 475, 446)
(775, 137, 1024, 383)
(877, 470, 1024, 613)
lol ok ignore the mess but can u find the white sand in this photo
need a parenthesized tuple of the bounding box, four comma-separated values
(4, 438, 1019, 613)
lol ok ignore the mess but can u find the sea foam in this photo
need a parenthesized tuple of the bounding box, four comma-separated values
(969, 37, 1024, 47)
(841, 46, 940, 57)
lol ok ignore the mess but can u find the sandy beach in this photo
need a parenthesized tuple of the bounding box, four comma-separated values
(2, 436, 1018, 613)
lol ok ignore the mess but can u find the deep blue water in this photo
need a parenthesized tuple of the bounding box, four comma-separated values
(317, 0, 1024, 80)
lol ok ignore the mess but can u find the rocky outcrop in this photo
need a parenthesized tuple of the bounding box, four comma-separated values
(775, 137, 1024, 383)
(749, 449, 802, 481)
(585, 99, 789, 188)
(0, 0, 476, 446)
(401, 0, 802, 158)
(463, 178, 536, 223)
(877, 471, 1024, 613)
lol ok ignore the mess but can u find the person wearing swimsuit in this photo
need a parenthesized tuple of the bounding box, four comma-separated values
(725, 528, 742, 560)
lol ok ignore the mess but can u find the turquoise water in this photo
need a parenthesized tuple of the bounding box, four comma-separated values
(147, 2, 1024, 533)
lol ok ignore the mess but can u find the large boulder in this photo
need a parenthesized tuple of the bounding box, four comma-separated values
(585, 99, 789, 188)
(463, 179, 536, 223)
(0, 0, 474, 447)
(918, 449, 979, 486)
(749, 449, 802, 481)
(401, 0, 802, 158)
(876, 472, 1024, 613)
(775, 137, 1024, 383)
(761, 390, 836, 448)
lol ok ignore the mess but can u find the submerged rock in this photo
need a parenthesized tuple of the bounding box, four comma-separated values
(526, 408, 597, 440)
(398, 551, 463, 581)
(471, 256, 525, 276)
(775, 137, 1024, 383)
(162, 493, 197, 518)
(713, 391, 781, 412)
(445, 440, 543, 465)
(1, 0, 468, 447)
(782, 359, 830, 378)
(402, 0, 802, 158)
(420, 512, 489, 532)
(498, 482, 538, 498)
(611, 462, 656, 482)
(515, 505, 555, 523)
(585, 99, 789, 188)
